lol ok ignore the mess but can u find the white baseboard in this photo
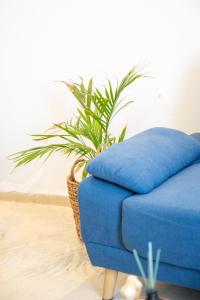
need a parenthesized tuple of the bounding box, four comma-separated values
(0, 191, 70, 207)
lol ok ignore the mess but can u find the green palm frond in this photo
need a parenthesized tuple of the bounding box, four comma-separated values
(9, 66, 145, 177)
(9, 141, 96, 168)
(118, 126, 127, 143)
(10, 144, 68, 168)
(82, 67, 143, 134)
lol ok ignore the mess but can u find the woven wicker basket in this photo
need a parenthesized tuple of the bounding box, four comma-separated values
(67, 158, 85, 240)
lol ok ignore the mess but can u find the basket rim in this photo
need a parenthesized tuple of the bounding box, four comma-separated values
(68, 158, 85, 182)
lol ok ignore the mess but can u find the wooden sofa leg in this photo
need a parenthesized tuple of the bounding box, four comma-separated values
(102, 269, 118, 300)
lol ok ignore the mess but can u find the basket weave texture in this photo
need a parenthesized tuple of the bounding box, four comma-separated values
(67, 159, 85, 240)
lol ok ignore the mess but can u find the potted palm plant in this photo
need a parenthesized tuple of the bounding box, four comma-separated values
(9, 67, 144, 239)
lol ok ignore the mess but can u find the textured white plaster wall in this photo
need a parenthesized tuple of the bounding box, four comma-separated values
(1, 0, 200, 195)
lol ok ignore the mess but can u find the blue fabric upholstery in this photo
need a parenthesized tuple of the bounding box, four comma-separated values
(88, 127, 200, 193)
(78, 176, 132, 249)
(122, 163, 200, 271)
(86, 242, 200, 290)
(191, 133, 200, 162)
(191, 132, 200, 143)
(78, 129, 200, 291)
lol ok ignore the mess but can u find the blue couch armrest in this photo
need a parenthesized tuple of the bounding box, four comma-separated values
(78, 176, 132, 249)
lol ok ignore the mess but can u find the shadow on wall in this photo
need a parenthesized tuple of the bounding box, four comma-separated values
(175, 63, 200, 133)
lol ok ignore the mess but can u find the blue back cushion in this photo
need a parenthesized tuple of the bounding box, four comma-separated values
(87, 127, 200, 193)
(191, 132, 200, 143)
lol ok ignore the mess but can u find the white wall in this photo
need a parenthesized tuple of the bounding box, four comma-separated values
(1, 0, 200, 195)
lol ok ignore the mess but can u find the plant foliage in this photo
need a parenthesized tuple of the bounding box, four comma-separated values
(9, 67, 144, 178)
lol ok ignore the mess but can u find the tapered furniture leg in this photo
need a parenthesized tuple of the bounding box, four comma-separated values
(102, 269, 118, 300)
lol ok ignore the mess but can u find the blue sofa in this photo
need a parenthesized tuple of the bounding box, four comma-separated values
(78, 128, 200, 299)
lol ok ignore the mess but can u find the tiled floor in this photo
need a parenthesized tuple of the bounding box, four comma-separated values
(0, 200, 199, 300)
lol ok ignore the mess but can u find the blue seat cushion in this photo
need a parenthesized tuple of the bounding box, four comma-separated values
(87, 127, 200, 193)
(78, 176, 132, 249)
(122, 163, 200, 271)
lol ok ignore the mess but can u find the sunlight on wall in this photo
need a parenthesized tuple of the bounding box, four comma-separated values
(1, 0, 200, 195)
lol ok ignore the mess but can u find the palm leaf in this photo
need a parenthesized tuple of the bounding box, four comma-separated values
(10, 66, 144, 177)
(118, 126, 127, 143)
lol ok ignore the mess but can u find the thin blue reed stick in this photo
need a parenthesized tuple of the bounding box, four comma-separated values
(154, 249, 161, 282)
(133, 249, 147, 285)
(148, 242, 154, 290)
